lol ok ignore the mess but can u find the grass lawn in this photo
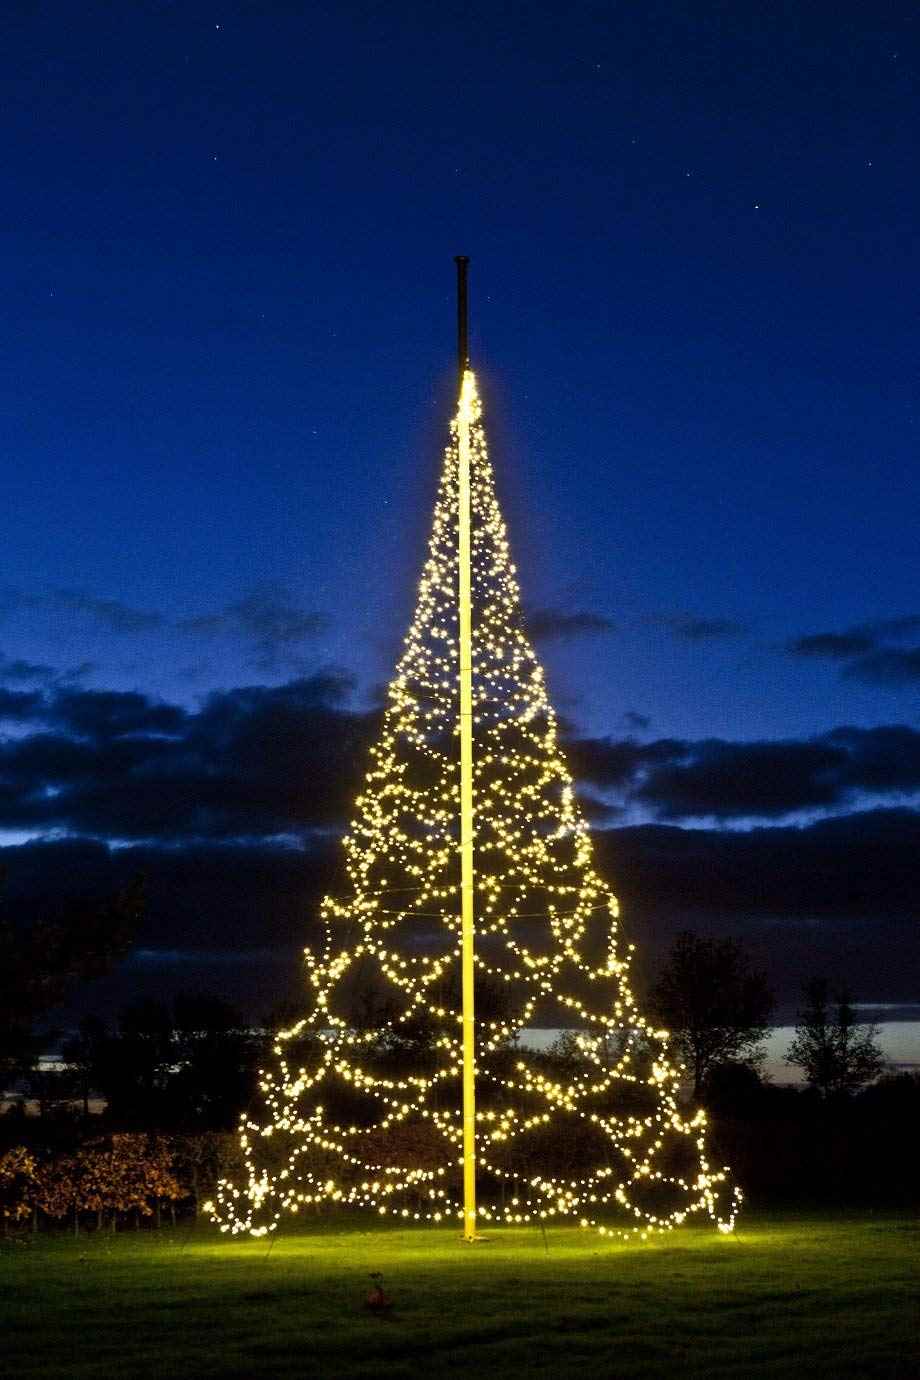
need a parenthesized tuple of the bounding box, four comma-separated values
(2, 1210, 918, 1378)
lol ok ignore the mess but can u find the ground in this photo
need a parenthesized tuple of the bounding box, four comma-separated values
(2, 1211, 918, 1377)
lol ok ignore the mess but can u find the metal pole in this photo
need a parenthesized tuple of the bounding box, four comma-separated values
(455, 256, 477, 1241)
(455, 255, 470, 386)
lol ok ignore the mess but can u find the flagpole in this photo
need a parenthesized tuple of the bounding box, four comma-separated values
(455, 255, 478, 1241)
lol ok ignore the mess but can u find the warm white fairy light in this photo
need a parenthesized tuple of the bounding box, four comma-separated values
(210, 373, 741, 1241)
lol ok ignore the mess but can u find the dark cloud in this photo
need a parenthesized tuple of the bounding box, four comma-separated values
(0, 653, 94, 692)
(594, 808, 920, 920)
(0, 834, 335, 954)
(0, 672, 373, 841)
(525, 607, 615, 642)
(3, 673, 918, 840)
(1, 674, 917, 1017)
(55, 592, 164, 633)
(648, 614, 745, 641)
(789, 615, 920, 656)
(2, 583, 329, 673)
(50, 689, 188, 740)
(788, 631, 876, 659)
(622, 711, 651, 732)
(565, 725, 920, 821)
(0, 687, 45, 722)
(2, 809, 916, 1021)
(576, 791, 625, 823)
(635, 726, 920, 820)
(179, 583, 330, 671)
(637, 738, 845, 818)
(823, 726, 920, 794)
(0, 653, 57, 685)
(565, 736, 642, 789)
(64, 662, 97, 682)
(844, 647, 920, 686)
(595, 810, 920, 1015)
(566, 734, 681, 790)
(0, 835, 335, 1019)
(786, 616, 920, 687)
(5, 588, 166, 633)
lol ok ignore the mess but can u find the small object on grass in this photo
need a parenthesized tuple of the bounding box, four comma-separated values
(365, 1271, 393, 1313)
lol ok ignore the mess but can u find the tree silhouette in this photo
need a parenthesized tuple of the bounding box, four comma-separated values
(787, 979, 884, 1097)
(648, 931, 774, 1098)
(0, 873, 142, 1076)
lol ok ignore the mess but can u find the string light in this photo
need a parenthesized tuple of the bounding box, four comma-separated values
(209, 373, 741, 1241)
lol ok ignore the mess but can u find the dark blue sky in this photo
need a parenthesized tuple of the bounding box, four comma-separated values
(1, 2, 918, 1016)
(4, 1, 917, 734)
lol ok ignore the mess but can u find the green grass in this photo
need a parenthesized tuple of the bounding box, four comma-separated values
(2, 1211, 918, 1378)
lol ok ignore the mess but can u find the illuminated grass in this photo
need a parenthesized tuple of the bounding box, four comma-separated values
(2, 1211, 917, 1377)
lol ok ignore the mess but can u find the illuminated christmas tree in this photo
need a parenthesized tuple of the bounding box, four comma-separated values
(210, 263, 740, 1242)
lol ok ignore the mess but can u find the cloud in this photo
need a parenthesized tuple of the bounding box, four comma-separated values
(0, 671, 372, 841)
(648, 614, 745, 641)
(636, 726, 920, 820)
(63, 662, 97, 682)
(622, 711, 651, 731)
(635, 738, 844, 818)
(788, 631, 876, 659)
(576, 791, 625, 823)
(0, 688, 45, 722)
(50, 688, 189, 740)
(566, 724, 920, 821)
(0, 653, 57, 685)
(786, 616, 920, 687)
(54, 592, 164, 633)
(592, 807, 920, 919)
(0, 670, 917, 1017)
(131, 947, 281, 968)
(525, 606, 615, 642)
(3, 588, 166, 633)
(0, 834, 335, 1018)
(3, 667, 918, 837)
(179, 583, 330, 671)
(823, 725, 920, 794)
(0, 653, 95, 692)
(566, 734, 681, 790)
(2, 808, 917, 1021)
(592, 809, 920, 1014)
(844, 647, 920, 686)
(1, 583, 329, 674)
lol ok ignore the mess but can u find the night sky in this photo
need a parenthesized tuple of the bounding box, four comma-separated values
(2, 3, 918, 1029)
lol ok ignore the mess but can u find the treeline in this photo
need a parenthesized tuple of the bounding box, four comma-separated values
(1, 987, 287, 1237)
(3, 918, 919, 1229)
(702, 1067, 920, 1209)
(646, 933, 918, 1208)
(0, 1132, 245, 1236)
(5, 1069, 918, 1236)
(54, 993, 271, 1130)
